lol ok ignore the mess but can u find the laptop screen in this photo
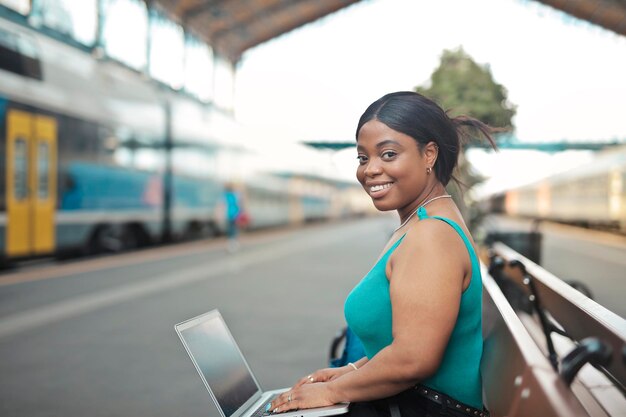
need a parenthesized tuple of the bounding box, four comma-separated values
(178, 312, 260, 417)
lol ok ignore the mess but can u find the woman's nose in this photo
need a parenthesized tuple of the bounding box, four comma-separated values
(364, 160, 383, 177)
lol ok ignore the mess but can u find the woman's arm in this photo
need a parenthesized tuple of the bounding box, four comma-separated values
(292, 357, 370, 389)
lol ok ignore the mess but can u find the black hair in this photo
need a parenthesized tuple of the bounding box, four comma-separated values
(356, 91, 498, 186)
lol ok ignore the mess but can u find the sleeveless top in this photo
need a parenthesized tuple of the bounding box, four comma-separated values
(344, 206, 484, 409)
(224, 190, 241, 220)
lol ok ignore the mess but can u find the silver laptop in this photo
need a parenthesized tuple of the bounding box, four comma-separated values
(175, 309, 350, 417)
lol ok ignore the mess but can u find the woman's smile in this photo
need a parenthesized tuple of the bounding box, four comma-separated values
(368, 182, 394, 198)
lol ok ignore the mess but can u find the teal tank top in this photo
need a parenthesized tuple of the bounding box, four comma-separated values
(344, 206, 484, 409)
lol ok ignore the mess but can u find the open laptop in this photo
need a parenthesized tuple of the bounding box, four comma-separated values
(175, 309, 350, 417)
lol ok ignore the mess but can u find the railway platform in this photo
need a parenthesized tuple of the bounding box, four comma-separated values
(0, 215, 624, 416)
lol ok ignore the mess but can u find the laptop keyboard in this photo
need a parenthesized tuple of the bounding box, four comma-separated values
(251, 394, 279, 417)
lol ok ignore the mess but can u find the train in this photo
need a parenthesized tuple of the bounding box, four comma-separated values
(488, 146, 626, 232)
(0, 5, 370, 264)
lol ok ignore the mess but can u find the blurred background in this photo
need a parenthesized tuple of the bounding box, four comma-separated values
(0, 0, 624, 416)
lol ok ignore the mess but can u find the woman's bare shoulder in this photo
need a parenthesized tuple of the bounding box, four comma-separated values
(403, 215, 462, 245)
(390, 216, 471, 272)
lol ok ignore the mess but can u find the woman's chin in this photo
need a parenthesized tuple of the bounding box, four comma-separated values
(371, 199, 397, 212)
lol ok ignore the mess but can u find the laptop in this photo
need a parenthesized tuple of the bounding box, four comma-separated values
(175, 309, 350, 417)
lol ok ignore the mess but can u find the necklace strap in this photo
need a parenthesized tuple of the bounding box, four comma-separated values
(421, 194, 453, 208)
(394, 194, 452, 233)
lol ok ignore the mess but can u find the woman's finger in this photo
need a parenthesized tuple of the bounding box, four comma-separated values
(294, 373, 318, 388)
(269, 392, 286, 411)
(293, 377, 307, 388)
(272, 391, 298, 413)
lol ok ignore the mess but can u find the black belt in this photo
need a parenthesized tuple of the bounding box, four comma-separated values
(413, 385, 489, 417)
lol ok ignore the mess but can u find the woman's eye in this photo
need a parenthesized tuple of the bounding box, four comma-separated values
(381, 151, 397, 160)
(356, 155, 368, 165)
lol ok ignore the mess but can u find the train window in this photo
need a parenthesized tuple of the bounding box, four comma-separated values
(0, 27, 42, 79)
(184, 35, 214, 102)
(13, 138, 28, 201)
(0, 0, 30, 15)
(36, 0, 97, 46)
(101, 0, 148, 70)
(173, 148, 213, 177)
(15, 34, 41, 78)
(148, 9, 184, 89)
(0, 26, 17, 51)
(56, 115, 102, 163)
(37, 142, 50, 199)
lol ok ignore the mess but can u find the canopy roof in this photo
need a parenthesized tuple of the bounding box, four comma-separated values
(153, 0, 625, 63)
(538, 0, 625, 37)
(153, 0, 360, 63)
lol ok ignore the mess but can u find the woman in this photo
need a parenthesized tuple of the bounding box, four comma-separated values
(269, 91, 496, 417)
(223, 183, 243, 252)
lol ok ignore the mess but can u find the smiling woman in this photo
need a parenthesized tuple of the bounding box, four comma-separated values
(269, 92, 498, 417)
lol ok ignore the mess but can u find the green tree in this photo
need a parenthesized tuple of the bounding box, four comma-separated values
(415, 47, 516, 235)
(416, 47, 516, 130)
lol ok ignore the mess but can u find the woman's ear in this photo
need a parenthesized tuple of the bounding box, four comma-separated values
(423, 141, 439, 167)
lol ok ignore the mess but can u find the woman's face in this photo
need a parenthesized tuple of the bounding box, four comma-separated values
(356, 119, 434, 214)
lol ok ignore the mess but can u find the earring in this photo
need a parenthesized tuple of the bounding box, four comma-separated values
(426, 167, 432, 175)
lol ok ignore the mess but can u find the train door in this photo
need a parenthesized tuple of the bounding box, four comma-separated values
(6, 109, 57, 257)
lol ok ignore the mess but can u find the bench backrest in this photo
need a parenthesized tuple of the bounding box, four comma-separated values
(491, 242, 626, 389)
(481, 264, 590, 416)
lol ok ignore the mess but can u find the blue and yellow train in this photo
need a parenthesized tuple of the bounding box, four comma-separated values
(0, 8, 368, 263)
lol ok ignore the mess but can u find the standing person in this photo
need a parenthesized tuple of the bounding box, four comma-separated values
(268, 92, 497, 417)
(223, 183, 242, 252)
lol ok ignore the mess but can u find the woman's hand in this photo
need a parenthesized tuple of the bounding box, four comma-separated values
(292, 366, 355, 388)
(269, 382, 336, 413)
(267, 366, 356, 413)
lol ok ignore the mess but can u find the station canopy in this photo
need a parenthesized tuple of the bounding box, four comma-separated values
(154, 0, 624, 63)
(538, 0, 626, 37)
(152, 0, 360, 63)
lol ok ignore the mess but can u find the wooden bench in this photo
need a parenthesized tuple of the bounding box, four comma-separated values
(481, 263, 591, 416)
(484, 243, 626, 416)
(329, 242, 623, 415)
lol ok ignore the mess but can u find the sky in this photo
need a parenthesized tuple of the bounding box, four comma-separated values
(233, 0, 626, 195)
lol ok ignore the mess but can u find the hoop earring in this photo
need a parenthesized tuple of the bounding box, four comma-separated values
(426, 167, 432, 175)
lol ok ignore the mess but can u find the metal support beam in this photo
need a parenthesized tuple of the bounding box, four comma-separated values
(211, 0, 303, 42)
(162, 101, 173, 243)
(182, 0, 229, 22)
(304, 139, 626, 152)
(467, 139, 626, 152)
